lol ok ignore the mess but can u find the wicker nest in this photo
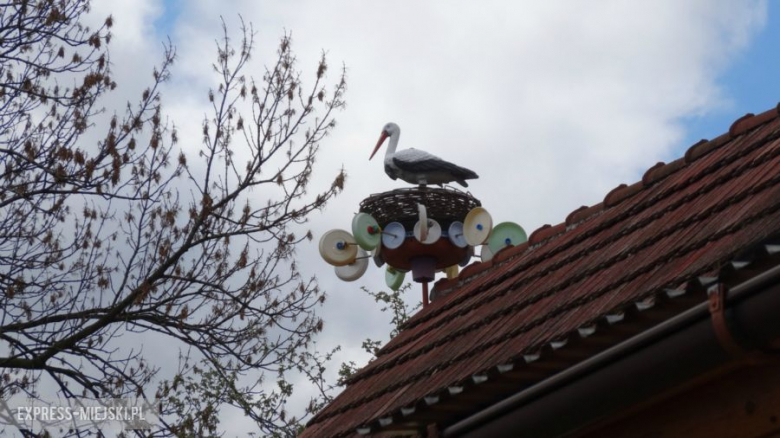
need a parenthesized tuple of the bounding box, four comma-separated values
(359, 186, 481, 229)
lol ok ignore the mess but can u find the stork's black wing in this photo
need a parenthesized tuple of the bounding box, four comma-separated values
(393, 148, 478, 180)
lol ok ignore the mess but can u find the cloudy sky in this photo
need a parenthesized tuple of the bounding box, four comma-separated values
(88, 0, 777, 432)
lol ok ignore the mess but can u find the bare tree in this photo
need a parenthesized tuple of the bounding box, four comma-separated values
(0, 1, 346, 436)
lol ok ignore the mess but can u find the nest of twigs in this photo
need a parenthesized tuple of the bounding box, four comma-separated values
(359, 186, 481, 229)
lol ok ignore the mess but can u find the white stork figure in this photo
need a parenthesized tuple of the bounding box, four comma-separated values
(369, 122, 479, 187)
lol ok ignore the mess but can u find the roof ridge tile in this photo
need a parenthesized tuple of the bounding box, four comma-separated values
(604, 181, 643, 208)
(642, 157, 686, 185)
(729, 113, 756, 137)
(492, 242, 522, 263)
(528, 224, 552, 245)
(494, 240, 530, 261)
(458, 259, 493, 281)
(685, 133, 729, 163)
(565, 205, 588, 226)
(641, 161, 666, 185)
(528, 223, 566, 245)
(731, 107, 779, 137)
(429, 277, 458, 302)
(565, 202, 604, 226)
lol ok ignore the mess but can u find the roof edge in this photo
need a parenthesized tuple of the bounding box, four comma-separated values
(442, 256, 780, 437)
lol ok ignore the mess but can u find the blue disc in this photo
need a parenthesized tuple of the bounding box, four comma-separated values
(448, 221, 468, 248)
(381, 222, 406, 250)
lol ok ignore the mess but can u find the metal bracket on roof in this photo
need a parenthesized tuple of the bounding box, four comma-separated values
(707, 283, 748, 359)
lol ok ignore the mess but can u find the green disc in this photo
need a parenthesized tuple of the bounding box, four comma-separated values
(385, 266, 406, 291)
(487, 222, 527, 254)
(352, 212, 381, 250)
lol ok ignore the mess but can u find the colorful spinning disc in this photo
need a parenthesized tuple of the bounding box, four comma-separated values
(448, 221, 468, 248)
(385, 266, 406, 291)
(487, 222, 527, 254)
(414, 219, 441, 245)
(335, 249, 369, 281)
(481, 244, 494, 262)
(319, 229, 358, 266)
(372, 243, 384, 268)
(417, 203, 428, 242)
(381, 222, 406, 250)
(464, 207, 493, 246)
(351, 212, 381, 250)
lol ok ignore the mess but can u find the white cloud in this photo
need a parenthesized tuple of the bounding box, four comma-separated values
(91, 0, 768, 431)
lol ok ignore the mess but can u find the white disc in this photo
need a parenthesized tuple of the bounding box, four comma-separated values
(464, 207, 493, 247)
(417, 203, 428, 242)
(381, 222, 406, 250)
(414, 219, 441, 245)
(335, 249, 369, 281)
(448, 221, 468, 248)
(480, 244, 494, 262)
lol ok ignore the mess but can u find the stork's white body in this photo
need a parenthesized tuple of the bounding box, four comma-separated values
(371, 123, 478, 187)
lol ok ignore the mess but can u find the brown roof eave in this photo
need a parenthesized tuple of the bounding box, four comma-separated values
(442, 246, 780, 437)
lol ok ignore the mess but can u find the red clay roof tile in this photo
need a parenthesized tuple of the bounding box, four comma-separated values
(604, 181, 643, 207)
(565, 202, 604, 227)
(565, 205, 589, 226)
(528, 224, 551, 245)
(457, 259, 492, 281)
(642, 157, 686, 185)
(641, 161, 665, 185)
(490, 243, 519, 263)
(528, 223, 565, 246)
(729, 108, 778, 138)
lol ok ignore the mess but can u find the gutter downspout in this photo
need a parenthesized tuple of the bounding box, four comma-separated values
(443, 263, 780, 438)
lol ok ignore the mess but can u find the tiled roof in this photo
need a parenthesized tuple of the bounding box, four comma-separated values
(302, 106, 780, 437)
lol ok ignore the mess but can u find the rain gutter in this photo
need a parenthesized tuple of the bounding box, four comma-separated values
(443, 263, 780, 437)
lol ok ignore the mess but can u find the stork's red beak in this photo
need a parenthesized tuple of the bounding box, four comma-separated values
(370, 131, 389, 160)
